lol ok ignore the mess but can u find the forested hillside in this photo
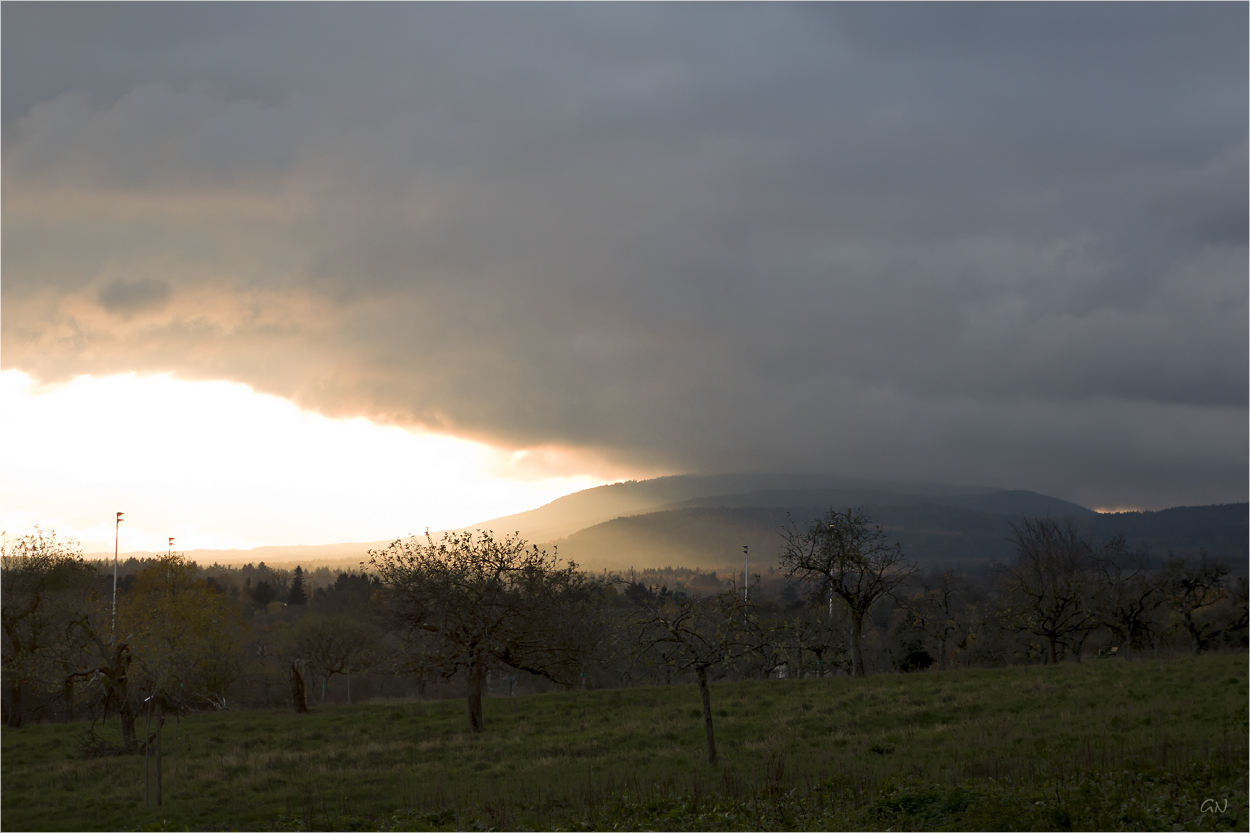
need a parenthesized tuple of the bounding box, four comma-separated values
(447, 473, 1011, 543)
(554, 501, 1248, 574)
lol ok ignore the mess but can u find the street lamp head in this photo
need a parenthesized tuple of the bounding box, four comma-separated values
(117, 512, 125, 522)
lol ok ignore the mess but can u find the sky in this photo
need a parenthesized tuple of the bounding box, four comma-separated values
(3, 3, 1247, 552)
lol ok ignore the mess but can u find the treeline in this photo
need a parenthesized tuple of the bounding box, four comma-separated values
(2, 512, 1247, 748)
(93, 557, 375, 614)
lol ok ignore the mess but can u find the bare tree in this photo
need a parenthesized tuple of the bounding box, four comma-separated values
(1227, 576, 1249, 648)
(631, 588, 760, 767)
(282, 614, 379, 704)
(1163, 552, 1230, 655)
(774, 590, 849, 678)
(370, 530, 607, 732)
(998, 517, 1098, 664)
(1091, 537, 1164, 660)
(780, 507, 915, 677)
(900, 569, 976, 671)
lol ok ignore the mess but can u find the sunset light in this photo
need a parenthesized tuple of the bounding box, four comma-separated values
(2, 7, 1244, 830)
(0, 370, 619, 553)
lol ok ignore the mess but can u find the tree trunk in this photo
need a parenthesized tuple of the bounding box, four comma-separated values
(104, 641, 139, 752)
(6, 682, 22, 728)
(119, 697, 138, 753)
(850, 614, 866, 678)
(63, 678, 75, 721)
(466, 663, 485, 733)
(1046, 636, 1058, 665)
(696, 666, 717, 768)
(937, 637, 948, 672)
(1186, 619, 1202, 655)
(291, 662, 309, 713)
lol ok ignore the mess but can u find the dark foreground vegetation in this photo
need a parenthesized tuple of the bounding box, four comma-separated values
(2, 653, 1246, 831)
(3, 508, 1247, 830)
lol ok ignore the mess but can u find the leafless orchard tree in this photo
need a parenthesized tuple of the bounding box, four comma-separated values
(370, 530, 608, 732)
(1091, 536, 1165, 661)
(901, 569, 978, 671)
(998, 517, 1099, 664)
(1163, 552, 1232, 655)
(779, 507, 916, 678)
(771, 591, 850, 679)
(631, 588, 760, 767)
(282, 614, 380, 704)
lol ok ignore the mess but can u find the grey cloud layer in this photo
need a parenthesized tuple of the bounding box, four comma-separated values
(3, 3, 1246, 508)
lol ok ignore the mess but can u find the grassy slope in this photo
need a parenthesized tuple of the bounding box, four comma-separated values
(2, 654, 1246, 831)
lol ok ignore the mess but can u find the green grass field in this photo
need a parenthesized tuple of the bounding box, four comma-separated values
(2, 654, 1246, 831)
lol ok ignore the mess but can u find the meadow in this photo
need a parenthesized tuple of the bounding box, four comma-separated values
(2, 653, 1245, 831)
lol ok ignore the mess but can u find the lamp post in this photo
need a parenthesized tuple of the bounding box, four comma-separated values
(111, 511, 124, 644)
(168, 537, 174, 556)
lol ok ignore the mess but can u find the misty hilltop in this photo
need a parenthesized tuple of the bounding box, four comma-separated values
(454, 474, 1244, 574)
(450, 473, 1088, 541)
(89, 474, 1246, 574)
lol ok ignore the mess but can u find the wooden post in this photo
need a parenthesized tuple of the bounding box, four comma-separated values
(155, 699, 163, 807)
(144, 698, 152, 807)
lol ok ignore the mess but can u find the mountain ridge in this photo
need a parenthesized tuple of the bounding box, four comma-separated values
(83, 474, 1244, 572)
(446, 472, 1009, 543)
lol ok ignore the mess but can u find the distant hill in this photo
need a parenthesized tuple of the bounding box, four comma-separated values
(450, 473, 1005, 543)
(87, 473, 1245, 576)
(667, 488, 1095, 518)
(85, 540, 390, 569)
(1089, 504, 1247, 568)
(551, 499, 1248, 575)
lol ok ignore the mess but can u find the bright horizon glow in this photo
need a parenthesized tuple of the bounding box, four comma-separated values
(0, 370, 632, 553)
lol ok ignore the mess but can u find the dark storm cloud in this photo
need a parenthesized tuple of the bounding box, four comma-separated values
(97, 277, 170, 315)
(3, 3, 1246, 508)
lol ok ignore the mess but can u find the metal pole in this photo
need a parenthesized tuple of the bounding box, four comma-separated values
(827, 522, 834, 620)
(742, 545, 748, 604)
(112, 512, 124, 644)
(168, 537, 174, 557)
